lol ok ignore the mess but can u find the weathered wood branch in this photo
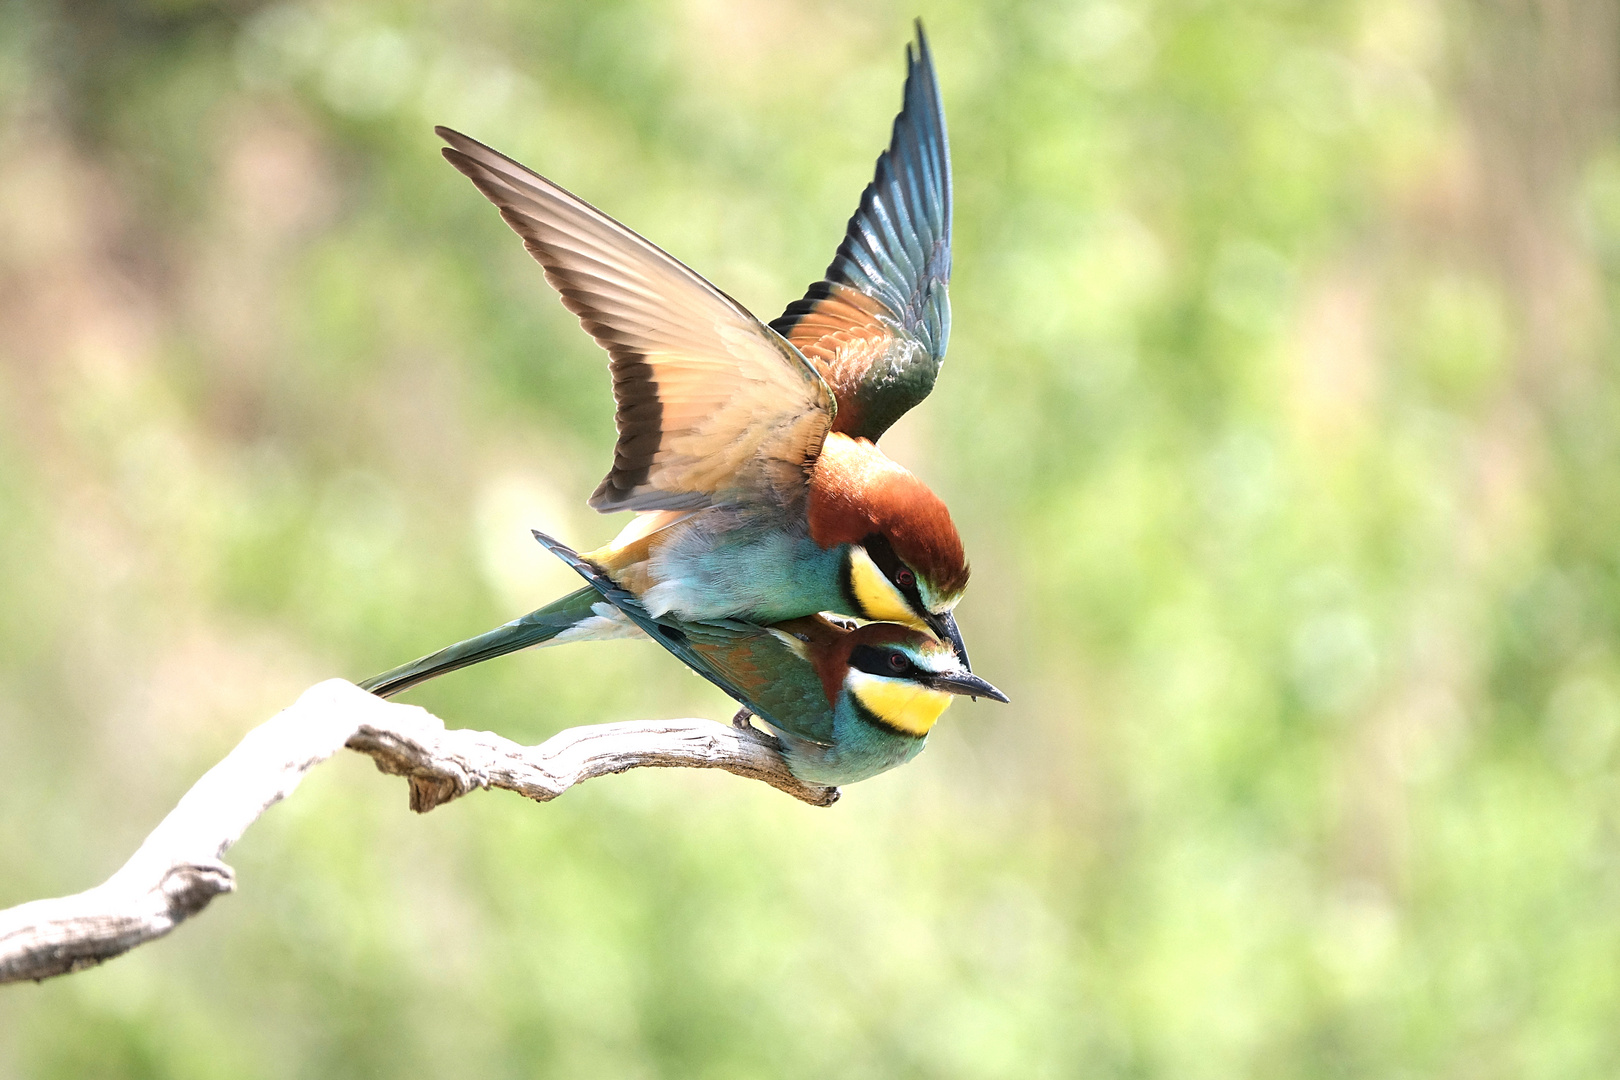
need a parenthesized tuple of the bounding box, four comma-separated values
(0, 679, 837, 985)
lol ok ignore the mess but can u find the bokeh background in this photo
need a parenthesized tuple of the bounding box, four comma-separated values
(3, 0, 1620, 1075)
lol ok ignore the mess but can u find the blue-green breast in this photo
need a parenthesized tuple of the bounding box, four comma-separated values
(641, 512, 847, 624)
(771, 695, 928, 786)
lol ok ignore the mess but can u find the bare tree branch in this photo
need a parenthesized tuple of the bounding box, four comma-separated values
(0, 679, 837, 985)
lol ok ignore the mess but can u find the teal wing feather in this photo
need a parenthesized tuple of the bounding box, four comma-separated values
(361, 586, 604, 698)
(769, 21, 952, 440)
(686, 628, 836, 747)
(529, 530, 766, 705)
(531, 531, 834, 744)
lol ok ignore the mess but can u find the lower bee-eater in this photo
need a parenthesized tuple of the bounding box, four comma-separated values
(531, 531, 1007, 786)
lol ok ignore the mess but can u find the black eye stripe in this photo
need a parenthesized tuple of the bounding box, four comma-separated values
(850, 644, 916, 678)
(861, 534, 924, 605)
(863, 533, 900, 572)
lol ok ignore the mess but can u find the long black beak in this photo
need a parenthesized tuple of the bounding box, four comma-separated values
(925, 670, 1010, 703)
(927, 610, 971, 670)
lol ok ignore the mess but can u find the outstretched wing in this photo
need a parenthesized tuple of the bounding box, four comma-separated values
(532, 531, 834, 744)
(441, 127, 835, 513)
(769, 21, 952, 441)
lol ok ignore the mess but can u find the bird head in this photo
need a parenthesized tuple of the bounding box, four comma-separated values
(820, 622, 1008, 737)
(808, 434, 973, 665)
(841, 531, 971, 665)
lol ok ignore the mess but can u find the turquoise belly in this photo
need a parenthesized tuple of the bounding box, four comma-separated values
(643, 515, 846, 623)
(771, 700, 929, 785)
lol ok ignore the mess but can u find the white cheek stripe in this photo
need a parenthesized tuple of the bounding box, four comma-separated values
(920, 582, 963, 615)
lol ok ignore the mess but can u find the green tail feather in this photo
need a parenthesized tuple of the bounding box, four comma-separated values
(360, 586, 605, 698)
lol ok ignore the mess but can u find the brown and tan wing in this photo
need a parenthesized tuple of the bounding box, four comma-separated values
(438, 126, 835, 513)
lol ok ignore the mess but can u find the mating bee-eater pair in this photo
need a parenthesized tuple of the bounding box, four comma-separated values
(362, 24, 1007, 785)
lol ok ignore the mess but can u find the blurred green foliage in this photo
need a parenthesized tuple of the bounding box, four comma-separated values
(4, 0, 1620, 1075)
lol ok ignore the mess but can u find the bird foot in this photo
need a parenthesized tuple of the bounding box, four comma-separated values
(730, 708, 783, 752)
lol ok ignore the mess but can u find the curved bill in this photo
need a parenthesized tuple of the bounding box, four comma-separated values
(927, 610, 971, 670)
(925, 670, 1010, 703)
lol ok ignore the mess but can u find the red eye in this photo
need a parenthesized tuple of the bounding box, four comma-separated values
(895, 568, 915, 588)
(887, 651, 908, 672)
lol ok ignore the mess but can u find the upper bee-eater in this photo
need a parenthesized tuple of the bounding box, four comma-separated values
(364, 23, 968, 699)
(533, 530, 1007, 786)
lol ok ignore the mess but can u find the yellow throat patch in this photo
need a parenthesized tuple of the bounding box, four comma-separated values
(847, 671, 954, 736)
(848, 547, 927, 630)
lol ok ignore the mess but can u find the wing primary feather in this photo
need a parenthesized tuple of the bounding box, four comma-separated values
(439, 126, 834, 512)
(767, 22, 953, 441)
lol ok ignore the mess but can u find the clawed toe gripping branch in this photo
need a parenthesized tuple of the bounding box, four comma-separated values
(0, 679, 838, 985)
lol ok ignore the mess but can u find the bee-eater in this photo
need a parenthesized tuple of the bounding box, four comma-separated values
(534, 530, 1007, 786)
(364, 24, 966, 699)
